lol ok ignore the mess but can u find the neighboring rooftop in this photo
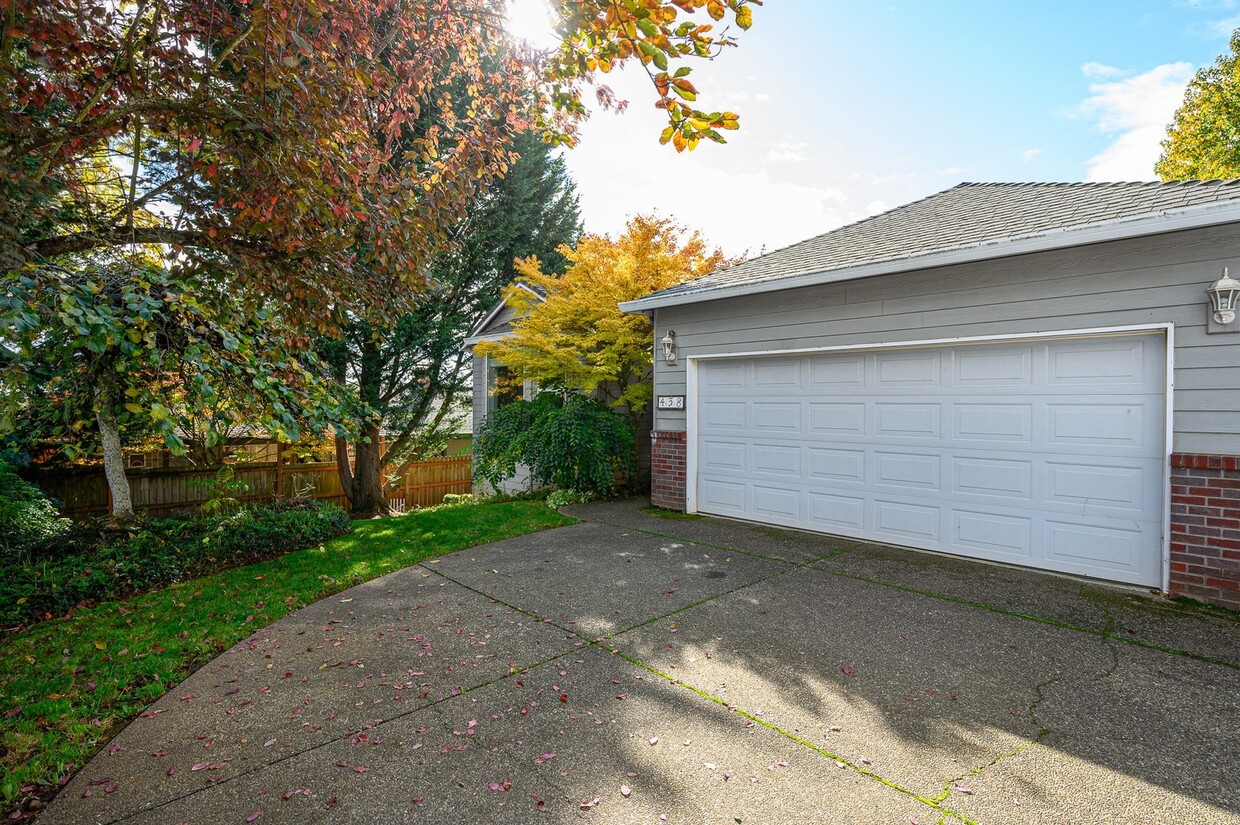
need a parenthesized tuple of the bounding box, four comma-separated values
(623, 180, 1240, 309)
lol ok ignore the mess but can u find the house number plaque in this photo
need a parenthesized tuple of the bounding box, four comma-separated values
(656, 395, 686, 410)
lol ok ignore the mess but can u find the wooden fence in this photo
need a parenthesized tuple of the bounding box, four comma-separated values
(27, 456, 474, 518)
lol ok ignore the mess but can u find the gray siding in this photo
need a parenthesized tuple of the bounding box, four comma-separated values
(652, 223, 1240, 455)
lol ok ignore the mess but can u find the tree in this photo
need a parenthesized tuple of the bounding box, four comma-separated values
(2, 0, 760, 311)
(1157, 29, 1240, 180)
(321, 130, 581, 516)
(475, 214, 736, 431)
(0, 264, 346, 518)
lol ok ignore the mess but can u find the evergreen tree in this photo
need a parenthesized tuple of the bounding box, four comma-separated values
(322, 131, 581, 515)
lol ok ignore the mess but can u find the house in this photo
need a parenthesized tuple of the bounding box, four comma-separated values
(464, 284, 544, 494)
(619, 181, 1240, 611)
(465, 282, 654, 494)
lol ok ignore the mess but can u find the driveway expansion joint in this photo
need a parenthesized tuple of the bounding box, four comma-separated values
(601, 645, 980, 825)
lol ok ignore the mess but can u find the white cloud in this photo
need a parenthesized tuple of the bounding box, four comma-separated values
(1205, 13, 1240, 36)
(1076, 62, 1195, 181)
(766, 141, 808, 162)
(1021, 148, 1042, 163)
(1081, 62, 1124, 79)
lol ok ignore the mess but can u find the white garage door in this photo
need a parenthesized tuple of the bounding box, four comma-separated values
(694, 334, 1167, 587)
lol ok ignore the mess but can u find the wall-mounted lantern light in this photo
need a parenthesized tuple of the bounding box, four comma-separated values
(660, 330, 677, 364)
(1208, 268, 1240, 326)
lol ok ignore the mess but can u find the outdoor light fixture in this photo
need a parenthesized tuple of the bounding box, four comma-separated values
(660, 329, 677, 364)
(1208, 267, 1240, 325)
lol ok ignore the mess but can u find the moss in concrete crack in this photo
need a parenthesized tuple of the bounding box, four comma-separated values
(604, 645, 980, 825)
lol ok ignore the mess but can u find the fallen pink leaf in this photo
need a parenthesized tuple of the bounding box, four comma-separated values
(325, 796, 337, 810)
(88, 777, 113, 786)
(167, 766, 176, 777)
(354, 766, 370, 774)
(580, 797, 599, 809)
(620, 784, 632, 798)
(533, 752, 556, 765)
(246, 812, 261, 822)
(841, 667, 855, 677)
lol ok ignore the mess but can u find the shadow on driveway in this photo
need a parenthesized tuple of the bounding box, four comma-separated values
(44, 498, 1240, 824)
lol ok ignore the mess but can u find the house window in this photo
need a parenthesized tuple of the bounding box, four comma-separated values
(486, 358, 524, 414)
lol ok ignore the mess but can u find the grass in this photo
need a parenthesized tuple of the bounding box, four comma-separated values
(0, 501, 575, 808)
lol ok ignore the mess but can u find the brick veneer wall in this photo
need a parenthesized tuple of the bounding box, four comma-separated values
(650, 431, 686, 511)
(1170, 453, 1240, 611)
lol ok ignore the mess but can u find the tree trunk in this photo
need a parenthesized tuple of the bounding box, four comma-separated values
(348, 422, 390, 517)
(336, 428, 390, 518)
(96, 390, 135, 520)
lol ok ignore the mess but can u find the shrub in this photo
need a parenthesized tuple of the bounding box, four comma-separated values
(545, 489, 593, 509)
(474, 392, 635, 496)
(0, 500, 350, 626)
(0, 463, 71, 558)
(440, 493, 476, 507)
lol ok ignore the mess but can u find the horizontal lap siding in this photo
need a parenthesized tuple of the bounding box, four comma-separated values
(653, 224, 1240, 455)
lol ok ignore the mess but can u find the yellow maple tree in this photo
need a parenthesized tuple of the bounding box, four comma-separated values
(476, 214, 738, 420)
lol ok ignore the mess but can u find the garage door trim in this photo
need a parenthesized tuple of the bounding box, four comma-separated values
(683, 323, 1174, 592)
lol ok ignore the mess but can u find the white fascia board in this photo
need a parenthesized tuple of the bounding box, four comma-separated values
(467, 283, 547, 339)
(619, 198, 1240, 313)
(462, 331, 510, 347)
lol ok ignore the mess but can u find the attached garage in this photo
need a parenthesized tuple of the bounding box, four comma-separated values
(692, 333, 1168, 587)
(622, 181, 1240, 610)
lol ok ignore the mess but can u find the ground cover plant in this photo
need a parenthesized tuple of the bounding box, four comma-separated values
(2, 500, 352, 627)
(0, 500, 574, 815)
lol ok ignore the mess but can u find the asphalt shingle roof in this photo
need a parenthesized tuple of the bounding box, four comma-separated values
(643, 180, 1240, 303)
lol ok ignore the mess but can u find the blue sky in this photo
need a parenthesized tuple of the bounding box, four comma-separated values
(508, 1, 1240, 256)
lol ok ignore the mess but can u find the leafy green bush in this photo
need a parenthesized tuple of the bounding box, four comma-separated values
(0, 500, 350, 625)
(440, 493, 477, 507)
(546, 489, 593, 509)
(0, 463, 71, 558)
(474, 392, 635, 496)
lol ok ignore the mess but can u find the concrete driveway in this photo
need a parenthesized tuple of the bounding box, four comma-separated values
(45, 498, 1240, 824)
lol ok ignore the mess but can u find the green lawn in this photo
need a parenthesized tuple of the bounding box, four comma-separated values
(0, 501, 574, 807)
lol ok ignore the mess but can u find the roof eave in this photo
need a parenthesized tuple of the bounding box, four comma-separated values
(619, 197, 1240, 313)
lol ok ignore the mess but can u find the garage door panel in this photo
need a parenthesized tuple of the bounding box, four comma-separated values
(807, 491, 866, 530)
(875, 403, 941, 438)
(694, 333, 1166, 588)
(874, 499, 942, 542)
(752, 443, 801, 477)
(875, 452, 941, 490)
(1045, 520, 1146, 569)
(953, 348, 1033, 386)
(1049, 339, 1144, 386)
(752, 402, 802, 434)
(699, 478, 746, 516)
(953, 510, 1033, 557)
(701, 401, 747, 432)
(700, 439, 746, 473)
(952, 456, 1033, 500)
(752, 485, 801, 521)
(1046, 403, 1149, 448)
(953, 404, 1034, 443)
(809, 355, 864, 388)
(701, 361, 747, 391)
(877, 352, 941, 386)
(809, 402, 866, 435)
(1044, 462, 1150, 512)
(753, 358, 801, 388)
(808, 447, 866, 483)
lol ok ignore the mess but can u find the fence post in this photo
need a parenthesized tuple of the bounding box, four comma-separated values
(275, 442, 285, 500)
